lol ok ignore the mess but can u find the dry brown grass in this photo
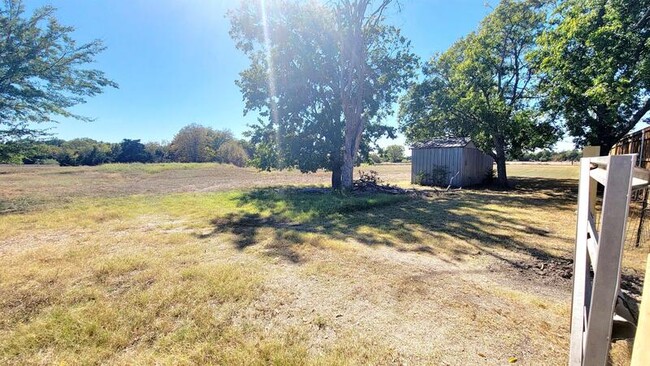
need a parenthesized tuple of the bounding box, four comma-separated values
(0, 162, 644, 365)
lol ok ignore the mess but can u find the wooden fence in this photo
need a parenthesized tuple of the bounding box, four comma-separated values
(611, 128, 650, 247)
(611, 127, 650, 169)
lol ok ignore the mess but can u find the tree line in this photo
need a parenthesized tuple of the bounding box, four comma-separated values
(1, 0, 648, 188)
(518, 149, 582, 163)
(0, 124, 251, 166)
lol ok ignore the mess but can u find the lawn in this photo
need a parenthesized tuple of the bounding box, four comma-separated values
(0, 162, 643, 365)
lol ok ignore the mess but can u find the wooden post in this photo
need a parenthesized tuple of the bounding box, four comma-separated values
(639, 130, 645, 167)
(569, 154, 636, 365)
(583, 155, 634, 365)
(631, 255, 650, 366)
(583, 146, 601, 214)
(636, 189, 648, 247)
(569, 158, 594, 364)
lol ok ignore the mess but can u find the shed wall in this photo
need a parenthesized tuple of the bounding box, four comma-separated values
(411, 147, 463, 185)
(461, 148, 495, 186)
(411, 147, 494, 186)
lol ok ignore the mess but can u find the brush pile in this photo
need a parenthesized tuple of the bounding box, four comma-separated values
(353, 170, 407, 194)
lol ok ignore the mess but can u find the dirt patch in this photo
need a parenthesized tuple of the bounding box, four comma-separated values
(505, 255, 644, 300)
(511, 257, 573, 281)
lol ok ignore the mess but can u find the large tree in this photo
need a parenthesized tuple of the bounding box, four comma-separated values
(0, 0, 117, 142)
(536, 0, 650, 155)
(336, 0, 410, 189)
(399, 0, 559, 187)
(229, 0, 417, 189)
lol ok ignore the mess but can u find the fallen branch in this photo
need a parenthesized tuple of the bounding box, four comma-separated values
(446, 171, 460, 191)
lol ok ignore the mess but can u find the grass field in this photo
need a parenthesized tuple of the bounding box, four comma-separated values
(0, 162, 644, 365)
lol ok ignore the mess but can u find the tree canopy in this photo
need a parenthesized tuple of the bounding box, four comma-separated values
(381, 144, 405, 163)
(169, 123, 248, 165)
(0, 0, 117, 142)
(536, 0, 650, 154)
(229, 0, 417, 189)
(399, 0, 559, 187)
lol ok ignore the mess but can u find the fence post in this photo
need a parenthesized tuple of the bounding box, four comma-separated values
(631, 254, 650, 366)
(636, 189, 648, 247)
(569, 154, 636, 365)
(582, 146, 600, 214)
(569, 158, 594, 365)
(583, 155, 634, 365)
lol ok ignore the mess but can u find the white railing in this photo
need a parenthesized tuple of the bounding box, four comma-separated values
(569, 154, 646, 365)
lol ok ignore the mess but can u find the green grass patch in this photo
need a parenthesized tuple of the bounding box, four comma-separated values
(236, 188, 411, 222)
(507, 164, 579, 179)
(96, 162, 224, 174)
(0, 188, 410, 239)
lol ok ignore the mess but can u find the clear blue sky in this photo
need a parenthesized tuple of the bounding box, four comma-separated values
(27, 0, 579, 150)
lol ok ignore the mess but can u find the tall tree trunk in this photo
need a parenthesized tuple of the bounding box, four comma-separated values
(337, 0, 393, 190)
(599, 143, 612, 157)
(496, 155, 508, 188)
(331, 161, 342, 191)
(341, 149, 355, 190)
(338, 0, 369, 191)
(341, 115, 363, 190)
(494, 137, 509, 188)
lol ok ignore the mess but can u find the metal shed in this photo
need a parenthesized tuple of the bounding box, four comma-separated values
(410, 137, 494, 187)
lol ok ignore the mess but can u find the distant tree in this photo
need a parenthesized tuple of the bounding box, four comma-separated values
(115, 139, 150, 163)
(0, 139, 33, 163)
(54, 138, 111, 166)
(536, 0, 650, 155)
(399, 0, 559, 187)
(536, 149, 553, 162)
(170, 124, 206, 162)
(229, 0, 416, 189)
(564, 149, 581, 162)
(368, 152, 382, 164)
(19, 141, 60, 164)
(382, 144, 404, 163)
(144, 141, 170, 163)
(169, 124, 235, 163)
(0, 0, 117, 143)
(206, 129, 234, 159)
(216, 140, 249, 167)
(237, 139, 256, 161)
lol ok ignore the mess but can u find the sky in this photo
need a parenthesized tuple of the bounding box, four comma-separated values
(24, 0, 581, 150)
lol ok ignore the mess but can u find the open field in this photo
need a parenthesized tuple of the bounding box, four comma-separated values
(0, 163, 644, 365)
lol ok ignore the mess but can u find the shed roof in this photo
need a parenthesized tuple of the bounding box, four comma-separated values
(411, 137, 472, 149)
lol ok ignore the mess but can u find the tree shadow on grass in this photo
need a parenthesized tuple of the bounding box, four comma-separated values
(196, 177, 579, 267)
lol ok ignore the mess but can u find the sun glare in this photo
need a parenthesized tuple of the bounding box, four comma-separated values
(259, 0, 279, 129)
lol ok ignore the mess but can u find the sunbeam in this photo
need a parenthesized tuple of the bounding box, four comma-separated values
(259, 0, 279, 129)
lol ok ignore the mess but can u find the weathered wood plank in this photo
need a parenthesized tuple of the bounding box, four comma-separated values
(582, 146, 601, 215)
(570, 158, 594, 365)
(589, 168, 608, 187)
(587, 212, 599, 247)
(631, 254, 650, 366)
(583, 155, 634, 365)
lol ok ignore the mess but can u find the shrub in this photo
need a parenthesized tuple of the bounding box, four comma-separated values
(414, 166, 449, 186)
